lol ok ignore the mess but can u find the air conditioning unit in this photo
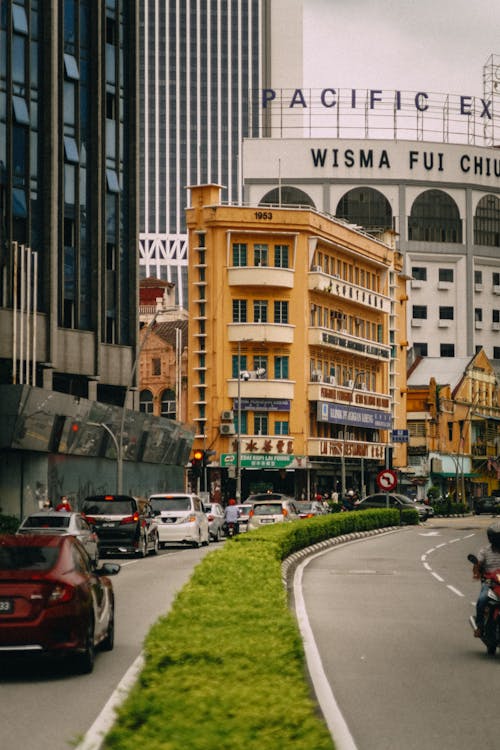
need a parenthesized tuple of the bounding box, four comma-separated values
(328, 376, 337, 385)
(312, 265, 322, 272)
(360, 383, 368, 391)
(312, 369, 322, 382)
(220, 424, 235, 435)
(221, 410, 234, 421)
(345, 380, 354, 388)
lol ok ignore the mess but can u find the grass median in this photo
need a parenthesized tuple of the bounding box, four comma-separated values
(103, 508, 413, 750)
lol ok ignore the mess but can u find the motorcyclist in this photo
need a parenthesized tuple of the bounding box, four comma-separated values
(472, 521, 500, 637)
(342, 489, 357, 511)
(224, 498, 240, 534)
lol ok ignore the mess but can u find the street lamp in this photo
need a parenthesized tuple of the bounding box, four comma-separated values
(235, 339, 252, 502)
(341, 371, 365, 497)
(116, 312, 160, 494)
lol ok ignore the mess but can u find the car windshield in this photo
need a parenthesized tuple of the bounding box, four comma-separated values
(248, 493, 284, 502)
(22, 515, 70, 529)
(0, 546, 59, 571)
(150, 497, 192, 512)
(237, 505, 252, 515)
(297, 502, 313, 511)
(82, 500, 135, 515)
(253, 503, 283, 516)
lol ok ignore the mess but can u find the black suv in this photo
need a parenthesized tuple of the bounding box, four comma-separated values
(81, 495, 159, 557)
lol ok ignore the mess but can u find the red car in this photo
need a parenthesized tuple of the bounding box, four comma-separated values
(0, 534, 120, 673)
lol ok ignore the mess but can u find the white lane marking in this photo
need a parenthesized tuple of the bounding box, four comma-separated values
(426, 547, 436, 554)
(419, 531, 441, 536)
(449, 538, 461, 544)
(294, 549, 359, 750)
(447, 585, 464, 597)
(421, 554, 427, 561)
(76, 654, 145, 750)
(423, 562, 431, 571)
(432, 572, 445, 582)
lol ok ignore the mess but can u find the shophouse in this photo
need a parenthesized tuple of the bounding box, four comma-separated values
(186, 184, 408, 502)
(406, 350, 500, 502)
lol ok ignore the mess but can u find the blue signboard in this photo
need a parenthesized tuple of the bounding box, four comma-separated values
(392, 429, 409, 443)
(317, 401, 392, 430)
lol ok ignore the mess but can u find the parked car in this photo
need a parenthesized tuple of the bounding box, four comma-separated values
(80, 495, 159, 557)
(295, 501, 327, 519)
(149, 493, 210, 548)
(235, 503, 253, 532)
(204, 502, 225, 541)
(355, 492, 433, 521)
(17, 511, 99, 568)
(247, 497, 300, 531)
(473, 496, 500, 515)
(0, 533, 120, 673)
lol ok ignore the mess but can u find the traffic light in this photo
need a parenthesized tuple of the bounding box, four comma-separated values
(191, 449, 203, 477)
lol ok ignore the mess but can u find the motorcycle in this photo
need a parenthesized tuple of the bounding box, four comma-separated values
(468, 553, 500, 656)
(224, 521, 239, 537)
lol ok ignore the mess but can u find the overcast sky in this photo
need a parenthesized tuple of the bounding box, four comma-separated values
(303, 0, 500, 98)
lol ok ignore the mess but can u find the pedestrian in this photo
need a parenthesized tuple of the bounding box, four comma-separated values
(42, 498, 54, 511)
(56, 495, 72, 512)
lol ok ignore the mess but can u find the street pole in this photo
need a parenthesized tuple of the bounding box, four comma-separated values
(235, 341, 242, 502)
(117, 312, 160, 495)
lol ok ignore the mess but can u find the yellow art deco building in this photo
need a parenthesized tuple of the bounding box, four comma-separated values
(186, 185, 408, 502)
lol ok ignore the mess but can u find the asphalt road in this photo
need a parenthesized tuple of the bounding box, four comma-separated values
(0, 544, 213, 750)
(299, 515, 500, 750)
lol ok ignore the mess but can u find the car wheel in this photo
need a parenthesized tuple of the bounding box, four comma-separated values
(137, 533, 147, 558)
(101, 605, 115, 652)
(213, 527, 221, 543)
(150, 533, 159, 555)
(75, 615, 95, 674)
(192, 532, 202, 548)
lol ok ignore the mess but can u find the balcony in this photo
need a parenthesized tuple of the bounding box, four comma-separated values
(308, 326, 390, 361)
(228, 266, 294, 288)
(308, 437, 387, 461)
(308, 269, 390, 314)
(228, 377, 294, 399)
(228, 323, 294, 344)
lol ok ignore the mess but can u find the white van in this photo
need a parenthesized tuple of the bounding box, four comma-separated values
(149, 493, 210, 548)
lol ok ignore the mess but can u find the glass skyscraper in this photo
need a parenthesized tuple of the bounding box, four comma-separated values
(138, 0, 266, 308)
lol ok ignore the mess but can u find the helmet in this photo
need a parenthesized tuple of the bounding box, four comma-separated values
(487, 521, 500, 548)
(228, 498, 236, 506)
(347, 490, 354, 497)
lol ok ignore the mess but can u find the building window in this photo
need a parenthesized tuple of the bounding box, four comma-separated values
(475, 308, 483, 322)
(412, 267, 427, 281)
(254, 244, 268, 266)
(234, 411, 248, 435)
(335, 187, 393, 232)
(152, 357, 161, 376)
(474, 194, 500, 247)
(438, 268, 454, 283)
(440, 343, 455, 357)
(160, 389, 176, 419)
(408, 189, 462, 243)
(274, 356, 289, 379)
(494, 347, 500, 360)
(232, 299, 247, 323)
(475, 270, 483, 284)
(493, 310, 500, 323)
(494, 272, 500, 286)
(232, 354, 247, 377)
(274, 244, 289, 268)
(412, 305, 427, 319)
(439, 307, 454, 320)
(274, 300, 289, 324)
(253, 355, 268, 375)
(413, 343, 428, 357)
(254, 413, 268, 436)
(139, 390, 154, 413)
(274, 420, 289, 435)
(253, 300, 268, 323)
(232, 243, 247, 267)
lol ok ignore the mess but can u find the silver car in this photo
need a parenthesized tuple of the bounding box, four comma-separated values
(17, 511, 100, 567)
(246, 496, 300, 531)
(204, 502, 225, 542)
(149, 493, 210, 548)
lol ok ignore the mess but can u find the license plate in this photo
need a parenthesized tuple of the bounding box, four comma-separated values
(261, 518, 274, 524)
(163, 517, 175, 524)
(102, 522, 115, 527)
(0, 599, 14, 614)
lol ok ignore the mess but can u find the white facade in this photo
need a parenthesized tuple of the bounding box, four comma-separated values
(242, 136, 500, 365)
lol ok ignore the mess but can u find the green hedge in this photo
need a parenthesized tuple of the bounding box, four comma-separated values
(431, 501, 469, 516)
(103, 509, 415, 750)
